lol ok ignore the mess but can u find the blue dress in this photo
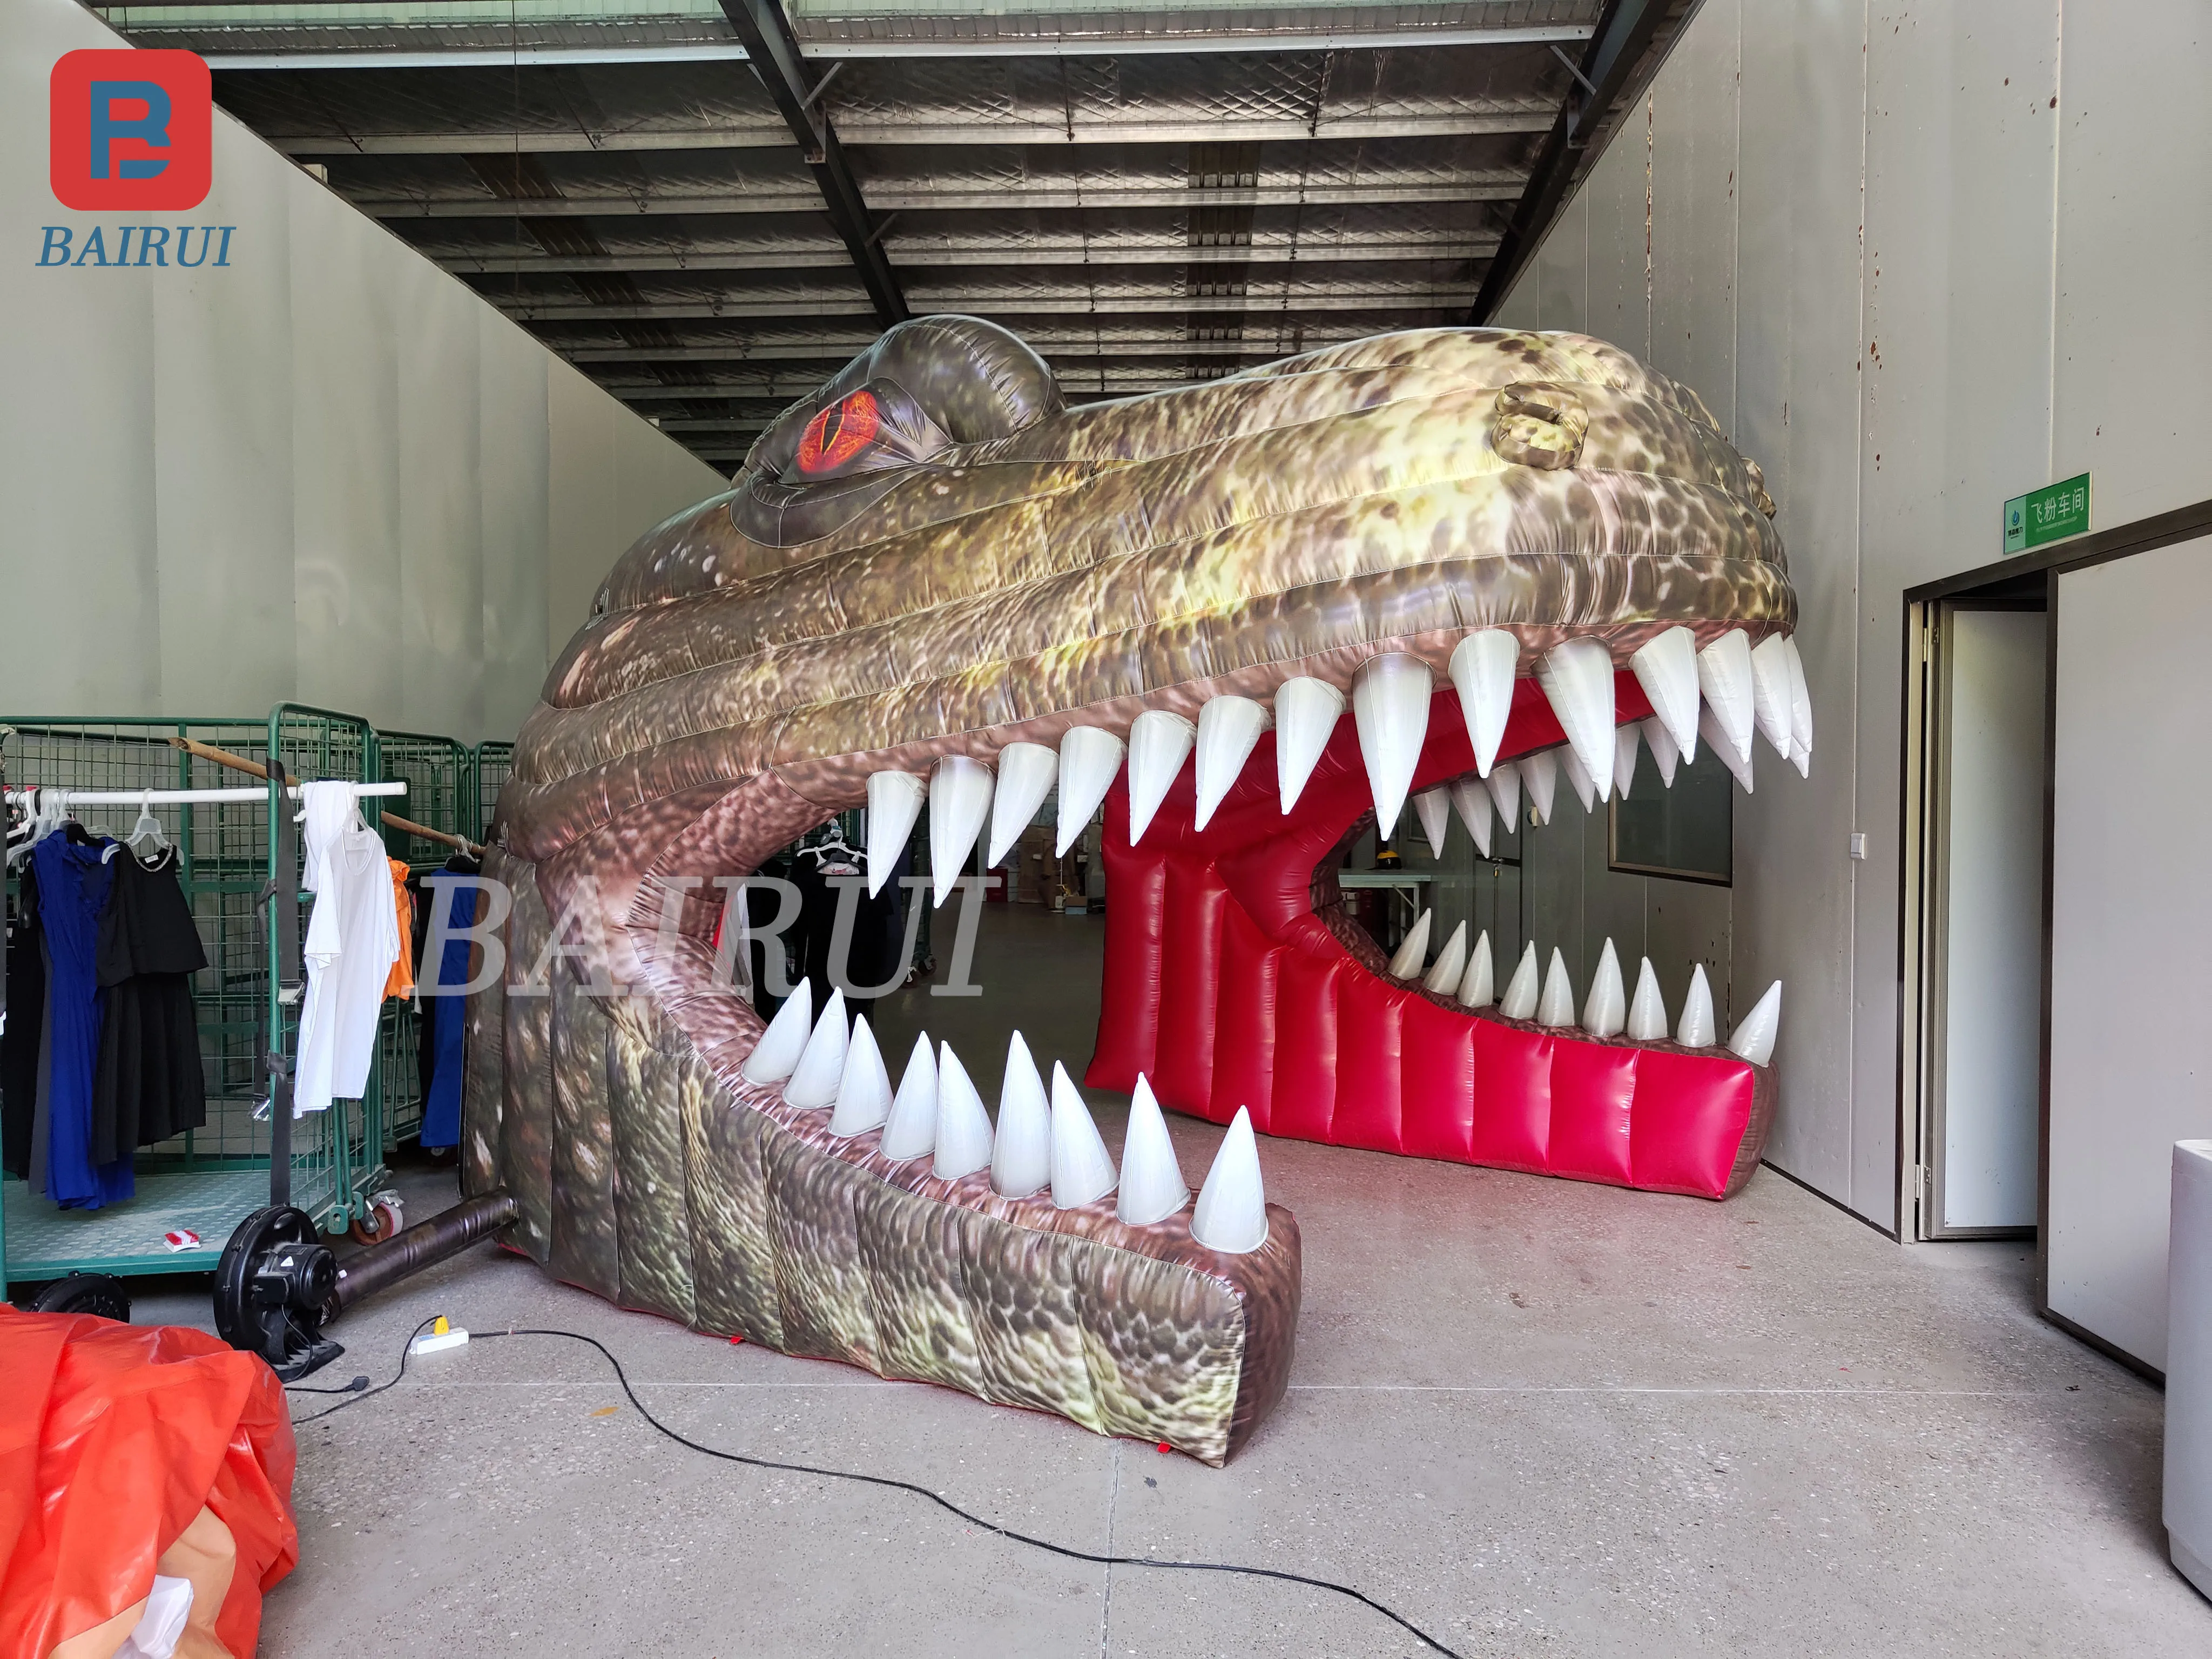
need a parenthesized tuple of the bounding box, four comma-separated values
(419, 879, 473, 1149)
(34, 835, 133, 1209)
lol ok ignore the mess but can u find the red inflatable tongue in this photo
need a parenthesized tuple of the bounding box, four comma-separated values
(1087, 679, 1775, 1201)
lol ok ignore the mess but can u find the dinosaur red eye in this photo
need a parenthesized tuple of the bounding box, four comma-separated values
(796, 389, 880, 475)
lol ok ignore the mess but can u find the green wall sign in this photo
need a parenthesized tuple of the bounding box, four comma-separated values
(2004, 473, 2090, 554)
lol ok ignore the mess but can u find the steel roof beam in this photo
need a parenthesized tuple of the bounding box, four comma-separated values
(1472, 0, 1670, 320)
(560, 336, 1370, 364)
(180, 22, 1593, 71)
(272, 109, 1551, 156)
(439, 237, 1500, 274)
(498, 291, 1474, 322)
(361, 178, 1526, 219)
(715, 0, 905, 327)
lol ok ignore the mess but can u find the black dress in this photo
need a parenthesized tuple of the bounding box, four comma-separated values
(92, 847, 208, 1159)
(1, 862, 44, 1178)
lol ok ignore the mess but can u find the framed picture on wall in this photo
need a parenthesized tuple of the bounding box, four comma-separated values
(1608, 746, 1733, 885)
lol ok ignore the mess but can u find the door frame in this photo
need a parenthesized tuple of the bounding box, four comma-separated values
(1898, 496, 2212, 1371)
(1907, 595, 2045, 1240)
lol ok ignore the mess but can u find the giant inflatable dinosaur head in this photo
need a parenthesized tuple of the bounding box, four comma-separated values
(467, 316, 1798, 1465)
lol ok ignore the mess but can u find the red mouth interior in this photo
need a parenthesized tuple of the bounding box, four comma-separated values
(1085, 673, 1774, 1200)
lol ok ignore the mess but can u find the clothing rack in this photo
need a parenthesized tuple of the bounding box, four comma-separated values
(2, 708, 406, 1300)
(4, 783, 406, 806)
(166, 735, 480, 854)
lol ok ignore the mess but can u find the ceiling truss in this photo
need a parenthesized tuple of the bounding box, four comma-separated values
(106, 2, 1694, 469)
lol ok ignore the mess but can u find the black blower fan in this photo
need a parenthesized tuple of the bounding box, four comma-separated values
(214, 1205, 343, 1382)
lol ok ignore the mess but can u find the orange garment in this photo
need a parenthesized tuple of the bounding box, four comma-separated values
(0, 1309, 298, 1659)
(383, 859, 415, 1000)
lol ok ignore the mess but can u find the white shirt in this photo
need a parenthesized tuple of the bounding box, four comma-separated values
(293, 783, 400, 1114)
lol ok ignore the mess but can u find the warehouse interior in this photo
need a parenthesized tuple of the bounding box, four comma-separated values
(4, 1, 2210, 1654)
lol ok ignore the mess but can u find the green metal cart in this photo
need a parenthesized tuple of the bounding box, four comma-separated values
(0, 706, 399, 1300)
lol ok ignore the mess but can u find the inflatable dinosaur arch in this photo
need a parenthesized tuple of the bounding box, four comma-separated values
(460, 316, 1798, 1465)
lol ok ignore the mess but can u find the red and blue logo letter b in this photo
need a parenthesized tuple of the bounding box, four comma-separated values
(50, 50, 211, 211)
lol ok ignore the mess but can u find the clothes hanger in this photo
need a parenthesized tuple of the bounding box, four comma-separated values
(7, 788, 70, 868)
(128, 790, 171, 860)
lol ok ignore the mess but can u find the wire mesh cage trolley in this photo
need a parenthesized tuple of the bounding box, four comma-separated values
(0, 709, 401, 1297)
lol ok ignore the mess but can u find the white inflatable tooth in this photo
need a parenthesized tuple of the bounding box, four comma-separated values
(990, 1031, 1054, 1198)
(1499, 941, 1541, 1019)
(1700, 705, 1756, 793)
(929, 754, 995, 907)
(1274, 676, 1347, 814)
(1629, 626, 1702, 759)
(828, 1013, 893, 1137)
(1640, 716, 1681, 788)
(1448, 629, 1519, 778)
(865, 772, 927, 898)
(1116, 1074, 1191, 1226)
(987, 741, 1058, 868)
(1536, 637, 1617, 802)
(1783, 635, 1814, 776)
(1522, 749, 1558, 824)
(1625, 958, 1669, 1041)
(1582, 939, 1626, 1038)
(1696, 628, 1756, 767)
(1386, 908, 1433, 980)
(1483, 758, 1522, 832)
(1614, 725, 1641, 801)
(879, 1031, 939, 1161)
(1048, 1062, 1119, 1208)
(741, 979, 813, 1085)
(1448, 777, 1494, 859)
(1056, 725, 1127, 857)
(783, 987, 849, 1109)
(931, 1041, 995, 1180)
(1750, 633, 1795, 761)
(1190, 1106, 1269, 1254)
(1351, 652, 1433, 840)
(1127, 709, 1196, 845)
(1559, 744, 1597, 814)
(1412, 787, 1451, 860)
(1422, 920, 1468, 995)
(1676, 963, 1718, 1047)
(1536, 947, 1577, 1027)
(1728, 980, 1783, 1066)
(1193, 694, 1273, 831)
(1456, 928, 1495, 1006)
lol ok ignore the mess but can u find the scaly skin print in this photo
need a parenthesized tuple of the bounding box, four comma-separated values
(464, 317, 1799, 1464)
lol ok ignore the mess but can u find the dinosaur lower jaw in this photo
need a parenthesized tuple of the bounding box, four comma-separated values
(1085, 682, 1778, 1200)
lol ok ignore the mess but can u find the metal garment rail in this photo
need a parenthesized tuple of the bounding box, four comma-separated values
(3, 783, 406, 805)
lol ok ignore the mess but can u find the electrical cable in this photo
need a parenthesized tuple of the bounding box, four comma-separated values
(285, 1318, 437, 1424)
(283, 1318, 1466, 1653)
(468, 1326, 1467, 1658)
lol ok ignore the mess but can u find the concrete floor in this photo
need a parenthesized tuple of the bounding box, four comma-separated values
(140, 905, 2206, 1655)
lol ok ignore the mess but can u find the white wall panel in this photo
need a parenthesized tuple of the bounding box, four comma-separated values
(480, 315, 551, 741)
(397, 259, 485, 737)
(152, 176, 294, 717)
(2049, 1, 2212, 532)
(2048, 540, 2212, 1368)
(289, 194, 403, 726)
(0, 0, 159, 714)
(547, 360, 621, 657)
(1, 0, 724, 740)
(1500, 0, 2210, 1226)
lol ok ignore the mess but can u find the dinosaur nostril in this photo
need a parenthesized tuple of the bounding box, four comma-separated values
(1491, 382, 1588, 470)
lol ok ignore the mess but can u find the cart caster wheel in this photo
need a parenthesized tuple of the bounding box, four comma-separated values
(30, 1272, 131, 1323)
(347, 1193, 406, 1246)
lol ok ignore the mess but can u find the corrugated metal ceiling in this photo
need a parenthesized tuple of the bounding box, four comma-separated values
(101, 1, 1682, 470)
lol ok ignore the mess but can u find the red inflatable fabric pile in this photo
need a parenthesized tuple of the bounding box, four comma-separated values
(0, 1309, 296, 1659)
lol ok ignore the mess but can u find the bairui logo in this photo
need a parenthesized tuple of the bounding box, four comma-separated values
(43, 49, 234, 268)
(50, 50, 210, 209)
